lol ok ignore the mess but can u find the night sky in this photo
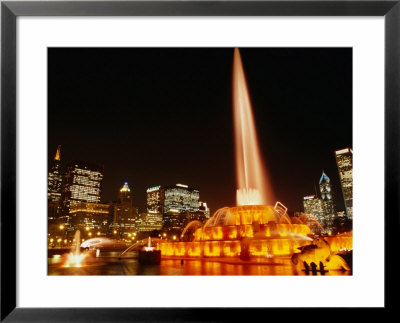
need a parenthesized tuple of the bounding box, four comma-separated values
(48, 48, 352, 214)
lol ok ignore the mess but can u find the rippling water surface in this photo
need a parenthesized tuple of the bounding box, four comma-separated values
(48, 252, 351, 276)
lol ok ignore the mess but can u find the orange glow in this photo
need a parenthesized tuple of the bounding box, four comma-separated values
(233, 48, 274, 205)
(157, 204, 335, 258)
(54, 145, 61, 161)
(64, 252, 86, 268)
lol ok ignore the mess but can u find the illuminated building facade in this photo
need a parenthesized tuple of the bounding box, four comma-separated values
(146, 185, 164, 214)
(199, 201, 210, 219)
(164, 184, 199, 213)
(68, 202, 110, 236)
(111, 182, 139, 235)
(335, 148, 353, 219)
(303, 195, 325, 227)
(319, 171, 336, 232)
(137, 212, 163, 232)
(60, 161, 104, 224)
(48, 145, 63, 220)
(163, 184, 200, 230)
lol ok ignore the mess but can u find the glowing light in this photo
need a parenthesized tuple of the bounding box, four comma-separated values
(143, 236, 155, 251)
(147, 185, 161, 192)
(233, 48, 273, 206)
(335, 148, 352, 155)
(64, 252, 86, 268)
(59, 225, 64, 230)
(97, 232, 101, 236)
(85, 227, 90, 231)
(113, 230, 117, 234)
(54, 145, 61, 161)
(50, 238, 54, 243)
(120, 182, 131, 192)
(176, 183, 188, 188)
(88, 232, 92, 237)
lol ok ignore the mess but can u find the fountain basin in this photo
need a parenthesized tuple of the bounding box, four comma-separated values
(159, 205, 352, 258)
(138, 249, 161, 264)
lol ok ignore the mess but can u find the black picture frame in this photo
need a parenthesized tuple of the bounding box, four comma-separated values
(1, 0, 398, 321)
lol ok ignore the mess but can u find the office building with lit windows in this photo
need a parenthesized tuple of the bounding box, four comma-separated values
(60, 161, 104, 224)
(136, 212, 163, 232)
(110, 182, 139, 236)
(146, 184, 202, 231)
(163, 184, 200, 230)
(335, 148, 353, 219)
(48, 145, 63, 220)
(146, 185, 164, 214)
(164, 184, 200, 213)
(303, 194, 325, 226)
(68, 202, 110, 236)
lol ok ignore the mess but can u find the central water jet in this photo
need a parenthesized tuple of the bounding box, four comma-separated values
(233, 48, 273, 206)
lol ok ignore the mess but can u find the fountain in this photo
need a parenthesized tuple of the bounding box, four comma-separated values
(138, 236, 161, 264)
(144, 48, 351, 269)
(64, 230, 87, 268)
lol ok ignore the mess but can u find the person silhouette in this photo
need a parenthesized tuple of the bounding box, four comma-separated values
(310, 262, 318, 275)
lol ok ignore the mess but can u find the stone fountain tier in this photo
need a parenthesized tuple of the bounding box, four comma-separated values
(159, 205, 353, 258)
(138, 237, 161, 264)
(138, 249, 161, 264)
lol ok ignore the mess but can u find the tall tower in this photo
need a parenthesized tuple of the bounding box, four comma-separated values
(48, 145, 63, 220)
(303, 194, 325, 228)
(48, 145, 63, 202)
(319, 171, 336, 232)
(60, 161, 104, 223)
(163, 184, 200, 230)
(146, 185, 164, 214)
(111, 182, 138, 235)
(335, 148, 353, 219)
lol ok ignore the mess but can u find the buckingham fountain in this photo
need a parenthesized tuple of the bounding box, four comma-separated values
(50, 48, 352, 275)
(156, 48, 352, 271)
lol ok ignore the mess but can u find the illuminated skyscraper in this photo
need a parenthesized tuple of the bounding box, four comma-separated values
(303, 194, 325, 226)
(164, 184, 200, 214)
(146, 185, 164, 214)
(111, 182, 138, 235)
(69, 202, 110, 236)
(163, 184, 200, 230)
(60, 161, 104, 223)
(48, 145, 63, 220)
(319, 171, 336, 232)
(136, 212, 163, 232)
(335, 148, 353, 219)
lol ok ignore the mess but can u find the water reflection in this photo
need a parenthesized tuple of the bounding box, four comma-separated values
(48, 252, 351, 276)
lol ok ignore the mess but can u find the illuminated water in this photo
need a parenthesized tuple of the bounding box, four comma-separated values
(48, 252, 351, 276)
(233, 48, 273, 205)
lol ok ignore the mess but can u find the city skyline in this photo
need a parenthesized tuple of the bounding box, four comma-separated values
(48, 144, 350, 216)
(48, 48, 352, 213)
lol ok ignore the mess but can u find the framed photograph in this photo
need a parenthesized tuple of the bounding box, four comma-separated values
(1, 0, 398, 321)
